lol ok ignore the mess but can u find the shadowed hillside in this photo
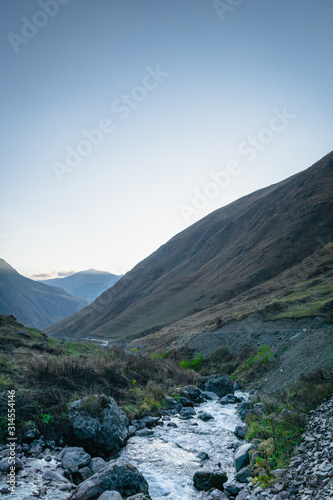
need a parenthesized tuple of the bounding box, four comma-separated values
(47, 152, 333, 342)
(0, 260, 87, 329)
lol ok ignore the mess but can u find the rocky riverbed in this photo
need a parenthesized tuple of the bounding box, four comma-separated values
(0, 378, 332, 500)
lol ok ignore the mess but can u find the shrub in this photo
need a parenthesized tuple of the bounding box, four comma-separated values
(179, 353, 203, 370)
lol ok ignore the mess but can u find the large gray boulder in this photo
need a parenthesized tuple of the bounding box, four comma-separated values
(97, 491, 122, 500)
(68, 395, 129, 456)
(193, 471, 228, 491)
(0, 457, 24, 473)
(197, 375, 234, 398)
(69, 459, 149, 500)
(234, 443, 255, 471)
(59, 447, 91, 470)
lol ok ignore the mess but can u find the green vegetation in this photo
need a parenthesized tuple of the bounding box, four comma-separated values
(179, 353, 203, 370)
(246, 369, 333, 486)
(232, 345, 274, 385)
(0, 315, 195, 444)
(41, 413, 54, 425)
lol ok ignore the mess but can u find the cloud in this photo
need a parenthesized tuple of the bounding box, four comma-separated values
(30, 270, 76, 280)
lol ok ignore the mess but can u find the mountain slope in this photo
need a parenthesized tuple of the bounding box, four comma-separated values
(42, 269, 122, 303)
(0, 259, 87, 329)
(47, 151, 333, 341)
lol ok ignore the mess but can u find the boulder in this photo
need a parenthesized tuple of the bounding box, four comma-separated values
(220, 394, 242, 404)
(136, 429, 154, 437)
(193, 471, 228, 492)
(197, 452, 209, 461)
(234, 443, 256, 471)
(207, 489, 229, 499)
(0, 457, 24, 473)
(235, 466, 252, 483)
(253, 402, 266, 416)
(237, 401, 252, 420)
(97, 492, 122, 500)
(202, 391, 220, 400)
(63, 456, 79, 474)
(89, 457, 107, 475)
(197, 375, 234, 398)
(68, 459, 149, 499)
(42, 470, 69, 483)
(179, 407, 196, 419)
(73, 466, 93, 485)
(164, 397, 182, 412)
(59, 447, 91, 469)
(68, 395, 129, 456)
(184, 385, 202, 400)
(126, 495, 151, 500)
(198, 412, 214, 421)
(234, 424, 248, 439)
(140, 416, 161, 428)
(223, 482, 243, 496)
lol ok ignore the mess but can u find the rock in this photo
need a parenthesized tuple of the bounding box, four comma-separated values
(197, 452, 209, 460)
(24, 428, 39, 442)
(0, 457, 24, 473)
(73, 466, 92, 485)
(224, 481, 243, 495)
(184, 385, 202, 400)
(136, 428, 154, 437)
(167, 422, 178, 428)
(193, 471, 228, 491)
(140, 416, 161, 428)
(42, 470, 69, 483)
(179, 407, 196, 418)
(59, 483, 74, 491)
(234, 424, 248, 439)
(237, 401, 252, 420)
(68, 395, 129, 456)
(253, 402, 266, 416)
(179, 396, 194, 407)
(198, 412, 214, 421)
(68, 459, 149, 499)
(197, 374, 234, 398)
(220, 394, 242, 404)
(63, 456, 79, 474)
(97, 492, 122, 500)
(272, 468, 287, 478)
(89, 457, 107, 475)
(234, 443, 256, 471)
(202, 391, 220, 400)
(235, 466, 252, 483)
(126, 495, 151, 500)
(164, 397, 182, 411)
(208, 489, 229, 499)
(128, 425, 137, 436)
(59, 447, 91, 469)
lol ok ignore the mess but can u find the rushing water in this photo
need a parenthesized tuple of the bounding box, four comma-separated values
(118, 392, 246, 500)
(0, 392, 246, 499)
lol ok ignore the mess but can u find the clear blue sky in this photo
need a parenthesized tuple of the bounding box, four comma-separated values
(1, 0, 332, 278)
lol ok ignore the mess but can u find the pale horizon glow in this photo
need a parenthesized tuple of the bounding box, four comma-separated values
(1, 0, 332, 278)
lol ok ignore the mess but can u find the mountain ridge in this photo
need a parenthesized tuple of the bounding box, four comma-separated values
(41, 268, 122, 303)
(0, 259, 87, 329)
(46, 151, 333, 342)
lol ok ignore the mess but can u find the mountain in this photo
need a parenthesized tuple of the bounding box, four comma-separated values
(47, 151, 333, 343)
(0, 259, 87, 329)
(41, 269, 122, 304)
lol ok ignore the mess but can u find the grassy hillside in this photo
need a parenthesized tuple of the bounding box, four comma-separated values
(47, 151, 333, 342)
(0, 259, 87, 329)
(0, 315, 195, 444)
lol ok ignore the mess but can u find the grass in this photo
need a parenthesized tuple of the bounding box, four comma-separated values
(0, 315, 196, 444)
(245, 368, 333, 486)
(179, 353, 203, 370)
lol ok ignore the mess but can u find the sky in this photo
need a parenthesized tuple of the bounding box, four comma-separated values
(1, 0, 332, 278)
